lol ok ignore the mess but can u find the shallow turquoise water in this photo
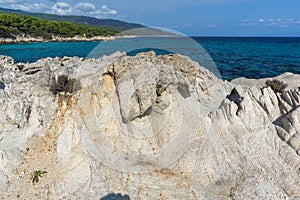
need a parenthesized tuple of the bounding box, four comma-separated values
(0, 41, 100, 63)
(0, 37, 299, 80)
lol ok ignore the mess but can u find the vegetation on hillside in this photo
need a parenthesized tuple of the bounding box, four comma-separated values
(0, 7, 144, 31)
(0, 12, 118, 39)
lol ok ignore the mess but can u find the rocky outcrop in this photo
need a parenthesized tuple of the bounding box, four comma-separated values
(0, 52, 300, 199)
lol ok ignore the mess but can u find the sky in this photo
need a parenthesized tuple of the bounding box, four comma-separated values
(0, 0, 300, 36)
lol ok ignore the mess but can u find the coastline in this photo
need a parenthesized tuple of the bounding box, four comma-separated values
(0, 35, 116, 44)
(0, 34, 183, 45)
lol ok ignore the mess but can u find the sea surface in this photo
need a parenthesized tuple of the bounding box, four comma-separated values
(0, 37, 299, 80)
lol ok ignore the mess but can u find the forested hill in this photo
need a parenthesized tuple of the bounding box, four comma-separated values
(0, 12, 118, 39)
(0, 7, 144, 31)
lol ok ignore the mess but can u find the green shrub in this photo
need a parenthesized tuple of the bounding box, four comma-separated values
(32, 170, 47, 184)
(266, 79, 287, 93)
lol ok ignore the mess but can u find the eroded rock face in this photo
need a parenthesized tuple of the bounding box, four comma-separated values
(0, 52, 300, 199)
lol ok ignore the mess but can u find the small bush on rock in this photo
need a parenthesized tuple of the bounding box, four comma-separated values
(50, 75, 78, 95)
(32, 170, 47, 184)
(266, 79, 287, 93)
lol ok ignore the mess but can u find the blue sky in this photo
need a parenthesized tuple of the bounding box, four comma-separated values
(0, 0, 300, 36)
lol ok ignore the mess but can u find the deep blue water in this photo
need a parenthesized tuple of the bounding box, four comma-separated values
(0, 37, 299, 80)
(195, 37, 300, 80)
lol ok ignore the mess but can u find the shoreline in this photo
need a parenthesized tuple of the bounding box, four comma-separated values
(0, 34, 185, 45)
(0, 35, 117, 45)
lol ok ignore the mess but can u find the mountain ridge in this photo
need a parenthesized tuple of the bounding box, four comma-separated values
(0, 7, 145, 31)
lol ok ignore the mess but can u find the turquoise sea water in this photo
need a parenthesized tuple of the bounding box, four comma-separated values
(0, 37, 299, 80)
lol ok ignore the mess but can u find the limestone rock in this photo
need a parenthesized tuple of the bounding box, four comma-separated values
(0, 52, 300, 199)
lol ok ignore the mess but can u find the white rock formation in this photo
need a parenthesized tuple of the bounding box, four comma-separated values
(0, 52, 300, 199)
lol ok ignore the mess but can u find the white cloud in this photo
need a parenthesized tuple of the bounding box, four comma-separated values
(54, 2, 70, 10)
(101, 5, 117, 15)
(12, 3, 46, 11)
(239, 18, 300, 27)
(258, 18, 264, 23)
(51, 2, 72, 15)
(48, 2, 117, 17)
(0, 0, 118, 18)
(74, 3, 96, 12)
(0, 0, 117, 18)
(88, 5, 117, 16)
(0, 0, 24, 3)
(239, 20, 255, 26)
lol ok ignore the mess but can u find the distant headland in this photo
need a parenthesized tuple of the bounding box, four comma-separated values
(0, 8, 146, 44)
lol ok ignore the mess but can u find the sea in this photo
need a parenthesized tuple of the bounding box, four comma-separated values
(0, 37, 299, 80)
